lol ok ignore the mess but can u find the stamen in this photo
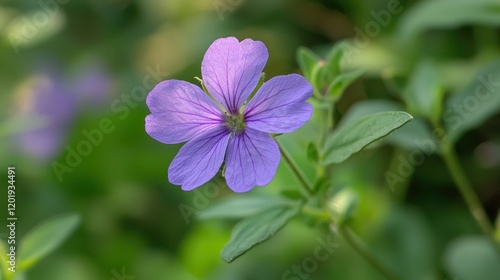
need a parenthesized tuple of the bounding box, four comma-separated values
(224, 114, 245, 135)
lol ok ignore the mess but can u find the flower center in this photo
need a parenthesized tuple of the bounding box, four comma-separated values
(224, 113, 245, 135)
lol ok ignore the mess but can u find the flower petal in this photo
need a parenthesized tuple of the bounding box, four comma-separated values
(224, 128, 280, 193)
(146, 80, 223, 144)
(244, 74, 313, 133)
(201, 37, 268, 114)
(169, 126, 231, 191)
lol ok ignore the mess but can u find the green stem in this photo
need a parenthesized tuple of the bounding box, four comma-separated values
(284, 95, 398, 279)
(326, 102, 335, 130)
(318, 99, 334, 149)
(336, 225, 402, 280)
(302, 205, 330, 221)
(301, 207, 402, 280)
(314, 100, 334, 192)
(277, 140, 313, 196)
(440, 140, 500, 255)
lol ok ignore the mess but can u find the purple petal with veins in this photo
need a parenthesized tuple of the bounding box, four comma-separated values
(146, 80, 224, 144)
(145, 37, 313, 192)
(168, 126, 230, 191)
(201, 37, 268, 114)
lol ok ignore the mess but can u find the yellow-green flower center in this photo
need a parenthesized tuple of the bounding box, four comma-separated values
(224, 114, 245, 135)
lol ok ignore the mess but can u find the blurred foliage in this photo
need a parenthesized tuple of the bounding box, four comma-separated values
(0, 0, 499, 279)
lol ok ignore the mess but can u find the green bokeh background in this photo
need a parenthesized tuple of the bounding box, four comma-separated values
(1, 0, 499, 279)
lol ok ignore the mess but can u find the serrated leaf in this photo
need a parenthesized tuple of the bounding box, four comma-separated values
(327, 69, 365, 101)
(324, 111, 413, 164)
(398, 0, 500, 41)
(221, 205, 300, 263)
(444, 59, 500, 141)
(198, 196, 290, 220)
(18, 213, 80, 270)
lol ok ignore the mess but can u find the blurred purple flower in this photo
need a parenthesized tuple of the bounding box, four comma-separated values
(71, 61, 114, 106)
(145, 37, 312, 192)
(14, 61, 113, 161)
(15, 76, 77, 160)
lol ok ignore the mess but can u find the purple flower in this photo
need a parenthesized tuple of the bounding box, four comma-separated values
(15, 75, 77, 161)
(145, 37, 312, 192)
(13, 60, 114, 161)
(71, 61, 114, 106)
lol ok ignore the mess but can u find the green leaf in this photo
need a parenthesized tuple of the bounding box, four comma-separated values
(198, 196, 290, 220)
(326, 69, 365, 101)
(221, 204, 300, 263)
(398, 0, 500, 41)
(310, 62, 327, 97)
(325, 42, 347, 78)
(444, 236, 500, 280)
(297, 47, 324, 97)
(296, 47, 321, 83)
(18, 213, 80, 270)
(444, 59, 500, 141)
(324, 111, 413, 164)
(334, 100, 404, 130)
(403, 60, 444, 124)
(313, 176, 329, 193)
(306, 142, 319, 164)
(386, 117, 437, 152)
(335, 100, 435, 152)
